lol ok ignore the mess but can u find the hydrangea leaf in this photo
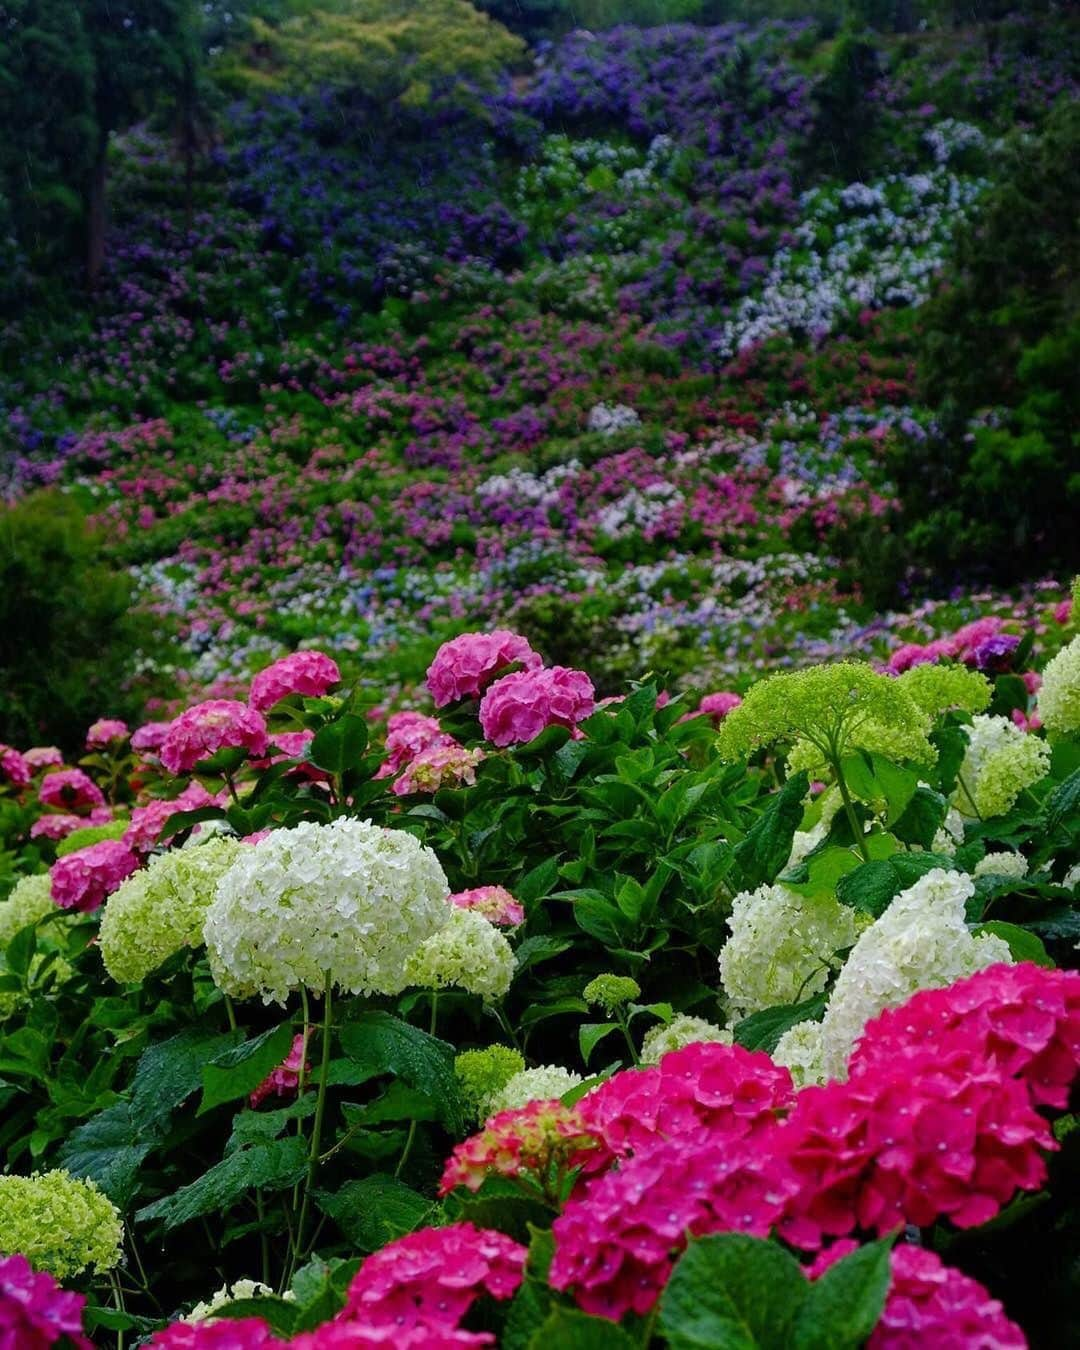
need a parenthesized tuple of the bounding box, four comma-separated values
(135, 1136, 308, 1231)
(198, 1021, 296, 1116)
(792, 1237, 894, 1350)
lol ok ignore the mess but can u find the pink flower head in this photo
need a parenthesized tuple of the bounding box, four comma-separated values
(777, 1041, 1054, 1250)
(250, 1033, 310, 1108)
(945, 617, 1005, 664)
(23, 746, 64, 772)
(30, 813, 85, 842)
(439, 1098, 598, 1196)
(577, 1042, 794, 1170)
(479, 666, 595, 747)
(392, 743, 484, 796)
(1054, 598, 1072, 625)
(808, 1243, 1026, 1349)
(426, 631, 542, 708)
(124, 783, 220, 854)
(886, 643, 937, 675)
(549, 1134, 799, 1321)
(160, 700, 269, 775)
(339, 1223, 526, 1331)
(50, 840, 140, 913)
(38, 769, 105, 814)
(375, 711, 456, 779)
(294, 1325, 492, 1348)
(698, 692, 742, 723)
(0, 745, 31, 790)
(450, 886, 524, 927)
(86, 719, 130, 750)
(249, 651, 341, 712)
(146, 1319, 284, 1348)
(0, 1252, 92, 1350)
(850, 962, 1080, 1110)
(131, 721, 171, 755)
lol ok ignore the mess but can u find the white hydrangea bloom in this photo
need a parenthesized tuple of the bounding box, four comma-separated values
(1063, 862, 1080, 892)
(185, 1279, 294, 1324)
(772, 1019, 826, 1088)
(1037, 635, 1080, 735)
(815, 868, 1012, 1081)
(931, 805, 966, 855)
(404, 907, 514, 1001)
(953, 715, 1051, 819)
(718, 883, 860, 1020)
(640, 1014, 732, 1065)
(786, 788, 842, 870)
(972, 851, 1028, 882)
(204, 819, 450, 1004)
(486, 1065, 583, 1116)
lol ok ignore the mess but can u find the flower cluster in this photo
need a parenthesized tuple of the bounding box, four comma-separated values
(50, 839, 140, 913)
(582, 973, 641, 1014)
(248, 650, 341, 712)
(426, 630, 541, 707)
(123, 781, 221, 854)
(1037, 633, 1080, 735)
(640, 1014, 732, 1065)
(204, 818, 450, 1004)
(0, 1171, 123, 1280)
(38, 770, 105, 814)
(86, 718, 129, 749)
(0, 874, 73, 1016)
(953, 714, 1051, 819)
(404, 907, 515, 1000)
(99, 836, 245, 982)
(486, 1065, 583, 1115)
(0, 1252, 91, 1350)
(147, 1320, 282, 1349)
(0, 745, 31, 789)
(449, 886, 524, 927)
(439, 1099, 597, 1196)
(376, 712, 455, 779)
(478, 665, 595, 746)
(160, 700, 269, 775)
(392, 743, 484, 796)
(454, 1045, 526, 1122)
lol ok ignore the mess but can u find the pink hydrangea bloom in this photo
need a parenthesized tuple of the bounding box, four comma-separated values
(38, 769, 105, 814)
(249, 651, 341, 712)
(886, 643, 940, 674)
(146, 1319, 284, 1348)
(699, 692, 742, 721)
(0, 745, 31, 790)
(375, 711, 456, 779)
(810, 1243, 1026, 1348)
(777, 1042, 1054, 1250)
(449, 886, 524, 926)
(250, 1033, 310, 1108)
(392, 743, 484, 796)
(849, 962, 1080, 1110)
(131, 721, 171, 755)
(945, 617, 1006, 664)
(479, 666, 595, 747)
(160, 701, 269, 775)
(124, 783, 221, 854)
(294, 1325, 492, 1348)
(339, 1222, 525, 1332)
(1054, 599, 1072, 625)
(426, 631, 542, 708)
(86, 719, 130, 749)
(440, 1099, 598, 1196)
(550, 1134, 799, 1320)
(50, 840, 140, 913)
(30, 813, 85, 842)
(23, 746, 64, 772)
(577, 1042, 794, 1170)
(0, 1251, 92, 1350)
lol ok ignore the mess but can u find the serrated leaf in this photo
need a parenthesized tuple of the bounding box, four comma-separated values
(131, 1027, 242, 1132)
(734, 772, 809, 890)
(135, 1136, 308, 1230)
(527, 1306, 638, 1348)
(976, 921, 1053, 967)
(733, 995, 827, 1055)
(339, 1011, 463, 1133)
(309, 714, 369, 776)
(892, 786, 948, 849)
(1046, 769, 1080, 835)
(199, 1022, 295, 1116)
(836, 860, 902, 918)
(227, 1095, 316, 1153)
(58, 1102, 158, 1209)
(516, 857, 561, 906)
(208, 1296, 301, 1336)
(793, 1236, 894, 1350)
(315, 1174, 432, 1250)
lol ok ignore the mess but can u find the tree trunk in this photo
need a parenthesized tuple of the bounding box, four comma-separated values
(86, 140, 108, 290)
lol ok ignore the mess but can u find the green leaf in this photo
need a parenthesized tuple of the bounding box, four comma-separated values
(892, 786, 948, 849)
(227, 1096, 316, 1153)
(578, 1021, 619, 1065)
(341, 1081, 437, 1127)
(309, 713, 369, 775)
(782, 844, 862, 901)
(1046, 769, 1080, 835)
(734, 772, 810, 890)
(516, 857, 561, 906)
(976, 921, 1054, 967)
(793, 1236, 894, 1350)
(199, 1022, 295, 1116)
(339, 1011, 464, 1133)
(514, 936, 573, 974)
(733, 995, 827, 1055)
(527, 1306, 638, 1349)
(135, 1136, 308, 1230)
(315, 1174, 431, 1250)
(659, 1232, 808, 1348)
(131, 1027, 242, 1132)
(836, 860, 902, 918)
(58, 1103, 158, 1209)
(207, 1297, 300, 1337)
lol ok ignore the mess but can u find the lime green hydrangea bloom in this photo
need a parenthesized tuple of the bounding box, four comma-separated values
(55, 818, 129, 858)
(716, 662, 934, 768)
(99, 837, 245, 983)
(0, 875, 74, 1017)
(953, 714, 1051, 819)
(1037, 635, 1080, 735)
(896, 664, 991, 719)
(486, 1065, 583, 1116)
(0, 1170, 123, 1278)
(455, 1045, 526, 1122)
(404, 907, 515, 1000)
(772, 1018, 826, 1088)
(640, 1014, 732, 1065)
(583, 973, 641, 1014)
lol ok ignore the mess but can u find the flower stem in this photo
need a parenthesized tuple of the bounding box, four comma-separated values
(617, 1012, 639, 1067)
(224, 994, 237, 1032)
(291, 973, 333, 1276)
(394, 994, 438, 1180)
(830, 748, 870, 864)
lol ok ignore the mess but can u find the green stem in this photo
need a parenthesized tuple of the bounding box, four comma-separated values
(257, 1188, 270, 1288)
(109, 1270, 126, 1350)
(223, 769, 242, 808)
(617, 1012, 640, 1067)
(224, 994, 238, 1032)
(831, 749, 870, 864)
(292, 973, 334, 1272)
(395, 994, 438, 1179)
(492, 1001, 522, 1054)
(955, 769, 983, 821)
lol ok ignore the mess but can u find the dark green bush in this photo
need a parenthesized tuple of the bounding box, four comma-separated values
(0, 492, 172, 749)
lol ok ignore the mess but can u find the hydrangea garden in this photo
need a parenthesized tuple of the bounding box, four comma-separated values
(1, 2, 1079, 1347)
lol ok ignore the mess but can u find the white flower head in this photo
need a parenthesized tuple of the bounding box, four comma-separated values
(404, 906, 515, 1001)
(485, 1065, 583, 1116)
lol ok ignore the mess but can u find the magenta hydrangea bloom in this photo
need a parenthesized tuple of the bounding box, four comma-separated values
(131, 721, 172, 755)
(550, 1134, 799, 1321)
(160, 701, 269, 775)
(392, 743, 483, 796)
(249, 651, 341, 713)
(479, 666, 595, 747)
(249, 1032, 309, 1109)
(23, 747, 64, 772)
(0, 1251, 92, 1350)
(450, 886, 524, 927)
(50, 840, 140, 913)
(698, 691, 742, 721)
(123, 783, 221, 854)
(375, 711, 456, 779)
(339, 1222, 525, 1332)
(0, 745, 31, 790)
(38, 769, 105, 814)
(145, 1318, 284, 1348)
(293, 1324, 493, 1348)
(86, 719, 130, 750)
(426, 631, 542, 708)
(29, 814, 86, 843)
